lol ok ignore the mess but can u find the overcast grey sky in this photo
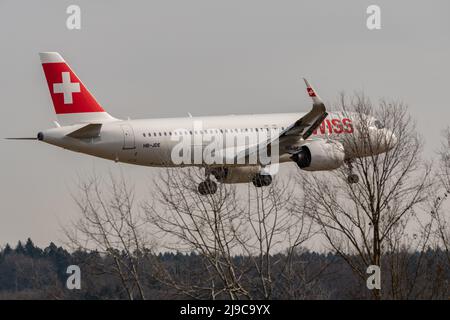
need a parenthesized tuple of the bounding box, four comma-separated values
(0, 0, 449, 247)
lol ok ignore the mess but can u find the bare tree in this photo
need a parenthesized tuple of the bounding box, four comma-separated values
(144, 167, 317, 299)
(421, 128, 450, 298)
(381, 205, 444, 299)
(435, 128, 450, 263)
(239, 180, 324, 299)
(300, 94, 432, 299)
(63, 173, 153, 300)
(145, 167, 247, 299)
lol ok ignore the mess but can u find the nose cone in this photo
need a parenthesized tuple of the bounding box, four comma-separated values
(37, 132, 44, 141)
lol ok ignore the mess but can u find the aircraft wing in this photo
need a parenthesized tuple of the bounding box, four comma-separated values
(234, 78, 328, 164)
(280, 78, 328, 141)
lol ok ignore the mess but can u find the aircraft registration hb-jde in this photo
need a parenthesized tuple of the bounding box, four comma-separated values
(8, 52, 397, 195)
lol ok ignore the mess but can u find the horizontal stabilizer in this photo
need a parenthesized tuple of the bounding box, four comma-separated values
(66, 123, 102, 139)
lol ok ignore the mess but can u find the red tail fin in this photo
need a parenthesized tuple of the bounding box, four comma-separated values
(39, 52, 115, 125)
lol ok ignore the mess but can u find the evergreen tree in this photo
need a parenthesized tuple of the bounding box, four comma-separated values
(24, 238, 42, 258)
(44, 242, 70, 281)
(3, 243, 12, 255)
(15, 241, 25, 255)
(44, 242, 58, 256)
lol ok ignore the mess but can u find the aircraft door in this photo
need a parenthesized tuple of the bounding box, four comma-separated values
(121, 124, 136, 150)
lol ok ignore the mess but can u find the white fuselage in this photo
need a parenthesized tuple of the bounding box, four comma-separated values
(39, 111, 389, 169)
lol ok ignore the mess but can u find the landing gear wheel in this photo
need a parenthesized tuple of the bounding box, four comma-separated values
(347, 174, 359, 184)
(198, 180, 218, 195)
(252, 174, 273, 187)
(345, 160, 359, 184)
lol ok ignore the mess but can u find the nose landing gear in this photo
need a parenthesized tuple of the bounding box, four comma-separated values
(346, 160, 359, 184)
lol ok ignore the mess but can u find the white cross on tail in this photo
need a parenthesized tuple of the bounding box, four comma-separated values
(53, 72, 80, 104)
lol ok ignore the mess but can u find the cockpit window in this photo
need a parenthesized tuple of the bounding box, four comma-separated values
(374, 120, 384, 129)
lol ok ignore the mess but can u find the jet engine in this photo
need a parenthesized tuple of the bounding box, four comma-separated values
(291, 140, 345, 171)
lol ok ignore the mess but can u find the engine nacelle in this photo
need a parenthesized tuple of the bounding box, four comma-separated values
(291, 140, 345, 171)
(212, 166, 261, 183)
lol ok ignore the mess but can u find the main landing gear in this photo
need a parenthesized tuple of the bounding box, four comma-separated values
(346, 160, 359, 184)
(198, 168, 218, 196)
(252, 174, 272, 187)
(197, 169, 273, 195)
(197, 179, 218, 195)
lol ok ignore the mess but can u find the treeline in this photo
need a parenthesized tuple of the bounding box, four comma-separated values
(0, 238, 448, 299)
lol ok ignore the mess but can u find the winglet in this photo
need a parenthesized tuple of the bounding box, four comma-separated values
(303, 78, 323, 106)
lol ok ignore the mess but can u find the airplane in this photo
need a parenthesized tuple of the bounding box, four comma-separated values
(7, 52, 397, 195)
